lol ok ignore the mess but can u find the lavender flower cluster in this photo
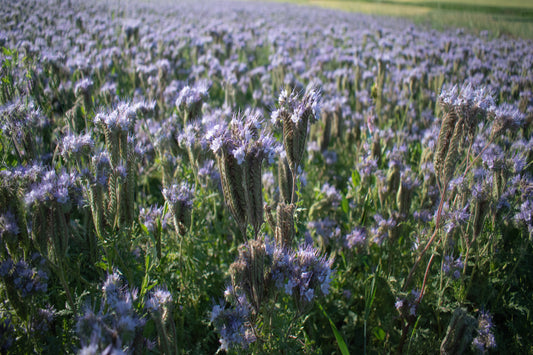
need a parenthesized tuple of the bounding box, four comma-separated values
(472, 310, 496, 352)
(211, 238, 334, 351)
(210, 288, 256, 352)
(162, 183, 194, 209)
(0, 256, 48, 297)
(139, 205, 169, 233)
(24, 169, 79, 207)
(76, 271, 144, 353)
(208, 109, 278, 165)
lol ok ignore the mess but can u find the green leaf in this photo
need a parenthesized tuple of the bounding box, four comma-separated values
(1, 47, 13, 56)
(318, 303, 350, 355)
(95, 261, 108, 271)
(351, 169, 361, 188)
(341, 196, 349, 214)
(372, 327, 386, 341)
(140, 223, 149, 235)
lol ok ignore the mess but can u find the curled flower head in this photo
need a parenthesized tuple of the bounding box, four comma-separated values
(74, 78, 94, 97)
(210, 290, 255, 352)
(175, 80, 210, 120)
(272, 83, 322, 126)
(472, 310, 496, 352)
(438, 83, 495, 119)
(24, 169, 78, 207)
(0, 210, 20, 237)
(94, 102, 138, 133)
(345, 227, 366, 249)
(139, 205, 169, 233)
(77, 270, 143, 353)
(162, 182, 194, 235)
(208, 109, 279, 165)
(162, 182, 194, 209)
(61, 133, 94, 157)
(490, 102, 524, 135)
(146, 286, 173, 318)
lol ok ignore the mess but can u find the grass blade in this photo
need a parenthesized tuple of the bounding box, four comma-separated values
(318, 303, 350, 355)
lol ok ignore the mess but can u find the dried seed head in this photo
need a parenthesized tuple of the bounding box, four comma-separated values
(331, 106, 344, 140)
(265, 204, 276, 232)
(434, 109, 458, 185)
(442, 117, 464, 187)
(282, 110, 298, 171)
(229, 239, 269, 312)
(397, 177, 414, 217)
(275, 203, 295, 248)
(274, 85, 321, 173)
(371, 136, 382, 166)
(278, 156, 293, 205)
(471, 187, 490, 238)
(244, 152, 264, 237)
(440, 308, 476, 355)
(386, 162, 401, 198)
(218, 149, 248, 236)
(319, 111, 332, 152)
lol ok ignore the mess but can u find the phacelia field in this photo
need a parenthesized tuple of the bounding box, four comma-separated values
(0, 0, 532, 353)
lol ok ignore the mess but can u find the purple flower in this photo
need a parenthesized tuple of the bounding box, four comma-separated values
(321, 182, 342, 209)
(90, 151, 112, 186)
(210, 290, 255, 352)
(146, 287, 172, 313)
(1, 257, 48, 297)
(198, 159, 220, 185)
(24, 169, 78, 207)
(31, 305, 56, 334)
(94, 102, 138, 133)
(308, 218, 341, 244)
(207, 110, 279, 165)
(291, 243, 334, 299)
(396, 289, 420, 317)
(438, 83, 495, 116)
(78, 270, 143, 352)
(272, 84, 321, 126)
(74, 78, 94, 97)
(175, 80, 210, 118)
(162, 182, 194, 209)
(323, 150, 338, 165)
(139, 205, 169, 233)
(443, 255, 463, 279)
(515, 199, 533, 235)
(371, 214, 397, 245)
(232, 144, 246, 165)
(444, 204, 470, 234)
(0, 259, 13, 277)
(490, 102, 524, 133)
(345, 227, 366, 249)
(0, 210, 20, 237)
(472, 310, 496, 352)
(0, 315, 14, 353)
(61, 133, 94, 157)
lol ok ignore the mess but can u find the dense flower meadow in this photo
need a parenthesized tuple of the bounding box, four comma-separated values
(0, 0, 532, 353)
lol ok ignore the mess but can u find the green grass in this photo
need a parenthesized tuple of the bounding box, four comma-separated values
(247, 0, 533, 39)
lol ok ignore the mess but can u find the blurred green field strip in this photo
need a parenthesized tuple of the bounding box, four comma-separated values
(254, 0, 533, 38)
(412, 8, 533, 38)
(392, 0, 533, 8)
(313, 0, 533, 17)
(309, 0, 430, 15)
